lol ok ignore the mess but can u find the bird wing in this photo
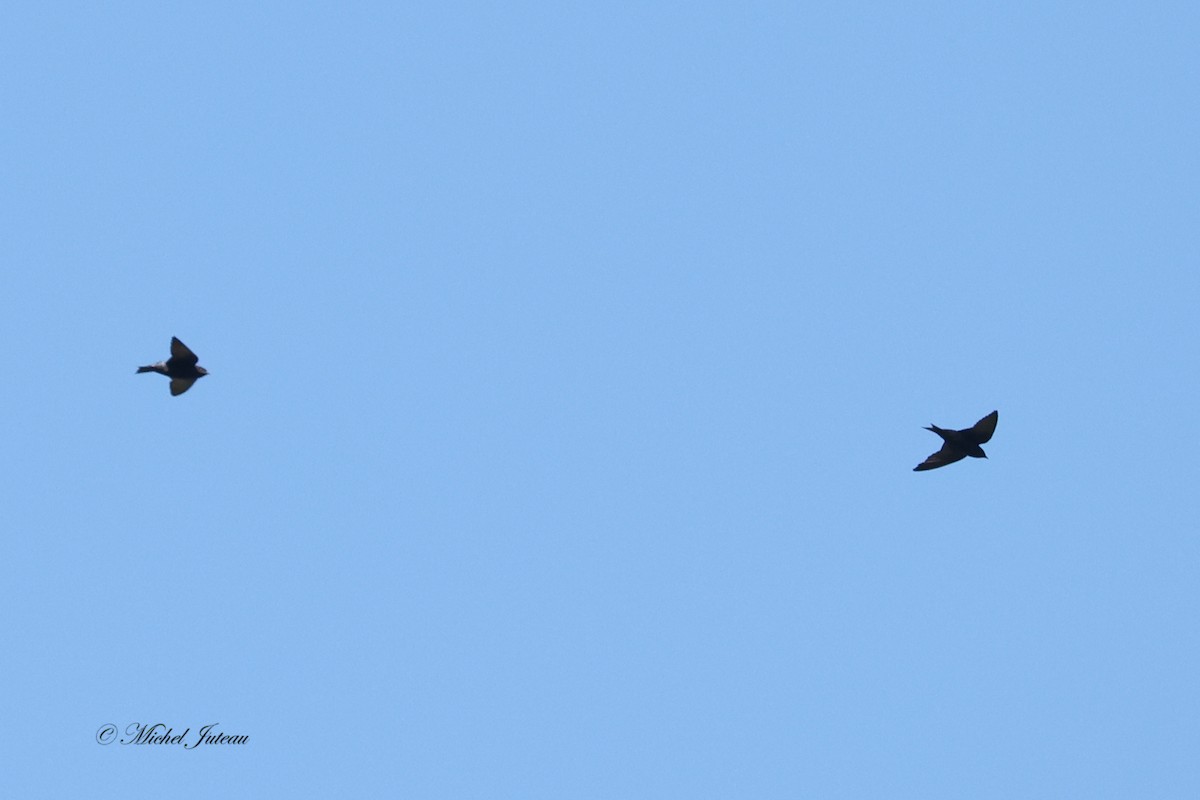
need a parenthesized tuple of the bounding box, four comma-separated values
(170, 377, 197, 396)
(970, 410, 999, 444)
(170, 337, 199, 364)
(914, 442, 967, 471)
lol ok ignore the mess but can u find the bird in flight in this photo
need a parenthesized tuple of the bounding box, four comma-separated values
(137, 337, 209, 396)
(913, 410, 998, 471)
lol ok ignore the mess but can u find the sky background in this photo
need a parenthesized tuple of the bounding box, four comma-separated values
(1, 2, 1198, 797)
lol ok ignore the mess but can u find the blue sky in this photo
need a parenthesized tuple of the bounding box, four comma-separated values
(2, 2, 1198, 797)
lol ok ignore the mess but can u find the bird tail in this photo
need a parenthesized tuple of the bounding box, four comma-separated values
(136, 365, 156, 374)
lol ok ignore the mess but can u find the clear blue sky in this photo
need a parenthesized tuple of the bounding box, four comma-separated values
(2, 2, 1197, 797)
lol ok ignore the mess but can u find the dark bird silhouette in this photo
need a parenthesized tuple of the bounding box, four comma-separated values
(913, 410, 998, 471)
(137, 337, 209, 396)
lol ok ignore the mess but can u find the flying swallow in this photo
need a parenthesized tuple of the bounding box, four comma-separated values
(913, 410, 998, 471)
(137, 337, 209, 396)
